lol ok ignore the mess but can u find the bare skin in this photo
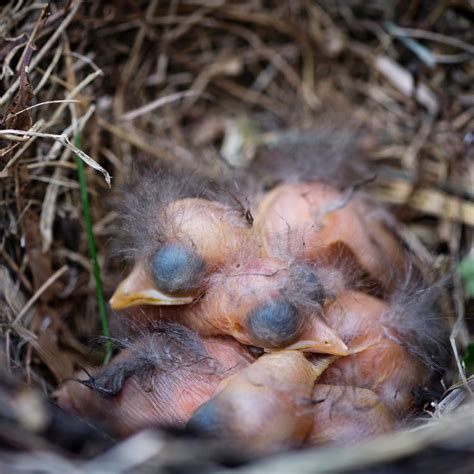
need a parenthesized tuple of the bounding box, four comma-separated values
(254, 182, 406, 293)
(110, 198, 252, 309)
(188, 351, 334, 453)
(186, 258, 348, 355)
(307, 384, 395, 446)
(56, 326, 253, 436)
(319, 292, 428, 413)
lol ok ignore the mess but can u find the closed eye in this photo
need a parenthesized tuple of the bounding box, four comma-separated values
(247, 301, 303, 349)
(151, 243, 206, 295)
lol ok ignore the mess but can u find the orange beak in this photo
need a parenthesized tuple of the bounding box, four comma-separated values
(284, 317, 349, 356)
(109, 263, 194, 310)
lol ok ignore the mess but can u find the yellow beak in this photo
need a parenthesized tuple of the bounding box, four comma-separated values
(109, 264, 194, 310)
(285, 317, 349, 356)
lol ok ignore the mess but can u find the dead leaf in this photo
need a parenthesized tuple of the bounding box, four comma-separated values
(3, 44, 36, 131)
(24, 210, 63, 302)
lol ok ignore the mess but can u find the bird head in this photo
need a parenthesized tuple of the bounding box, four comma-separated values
(190, 258, 349, 355)
(110, 197, 250, 309)
(254, 182, 406, 293)
(187, 351, 334, 453)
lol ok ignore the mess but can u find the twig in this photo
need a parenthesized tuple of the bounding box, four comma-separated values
(374, 181, 474, 226)
(8, 99, 80, 118)
(15, 3, 49, 73)
(45, 68, 103, 128)
(40, 105, 96, 251)
(387, 25, 474, 55)
(0, 119, 45, 176)
(450, 273, 472, 393)
(33, 44, 63, 94)
(385, 21, 436, 68)
(0, 128, 111, 186)
(374, 55, 439, 115)
(12, 265, 69, 326)
(120, 90, 205, 121)
(0, 1, 82, 106)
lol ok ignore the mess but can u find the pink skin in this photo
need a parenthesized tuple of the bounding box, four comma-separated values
(307, 384, 395, 446)
(185, 258, 348, 355)
(98, 187, 422, 448)
(109, 198, 254, 310)
(319, 292, 428, 413)
(57, 335, 253, 437)
(188, 352, 333, 453)
(254, 182, 406, 293)
(112, 258, 348, 356)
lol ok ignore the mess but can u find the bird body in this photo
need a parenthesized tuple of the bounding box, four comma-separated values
(57, 325, 253, 436)
(59, 165, 448, 452)
(254, 182, 406, 293)
(188, 351, 333, 452)
(319, 292, 428, 413)
(186, 257, 349, 355)
(308, 384, 395, 446)
(110, 196, 252, 309)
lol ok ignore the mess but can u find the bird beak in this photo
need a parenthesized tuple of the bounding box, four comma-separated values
(285, 318, 349, 356)
(109, 264, 194, 309)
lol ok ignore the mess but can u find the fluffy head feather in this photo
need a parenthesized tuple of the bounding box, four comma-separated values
(111, 164, 252, 263)
(382, 270, 451, 374)
(246, 119, 371, 191)
(56, 322, 252, 436)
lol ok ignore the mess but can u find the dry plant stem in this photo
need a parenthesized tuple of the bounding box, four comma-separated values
(97, 118, 186, 169)
(45, 68, 103, 128)
(33, 44, 63, 94)
(113, 0, 159, 119)
(120, 90, 204, 121)
(40, 105, 96, 251)
(223, 406, 474, 474)
(12, 265, 68, 326)
(0, 1, 81, 106)
(374, 55, 439, 114)
(0, 128, 111, 185)
(44, 105, 96, 162)
(385, 22, 436, 68)
(374, 178, 474, 226)
(450, 274, 472, 393)
(40, 147, 73, 252)
(388, 25, 474, 54)
(0, 2, 471, 469)
(15, 3, 49, 73)
(0, 248, 33, 292)
(73, 132, 112, 363)
(8, 99, 80, 118)
(0, 120, 44, 176)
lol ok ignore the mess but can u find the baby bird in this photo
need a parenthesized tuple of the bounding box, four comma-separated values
(183, 258, 348, 355)
(318, 288, 448, 414)
(254, 182, 406, 294)
(110, 197, 251, 308)
(102, 163, 448, 454)
(308, 384, 395, 446)
(110, 168, 252, 309)
(112, 257, 351, 355)
(56, 323, 253, 436)
(187, 351, 334, 453)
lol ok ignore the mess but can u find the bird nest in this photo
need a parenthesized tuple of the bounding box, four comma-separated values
(0, 1, 473, 472)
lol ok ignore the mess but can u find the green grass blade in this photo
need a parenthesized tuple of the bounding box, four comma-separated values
(458, 255, 474, 373)
(74, 132, 112, 363)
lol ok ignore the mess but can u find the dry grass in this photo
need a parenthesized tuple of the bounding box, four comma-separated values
(0, 0, 473, 471)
